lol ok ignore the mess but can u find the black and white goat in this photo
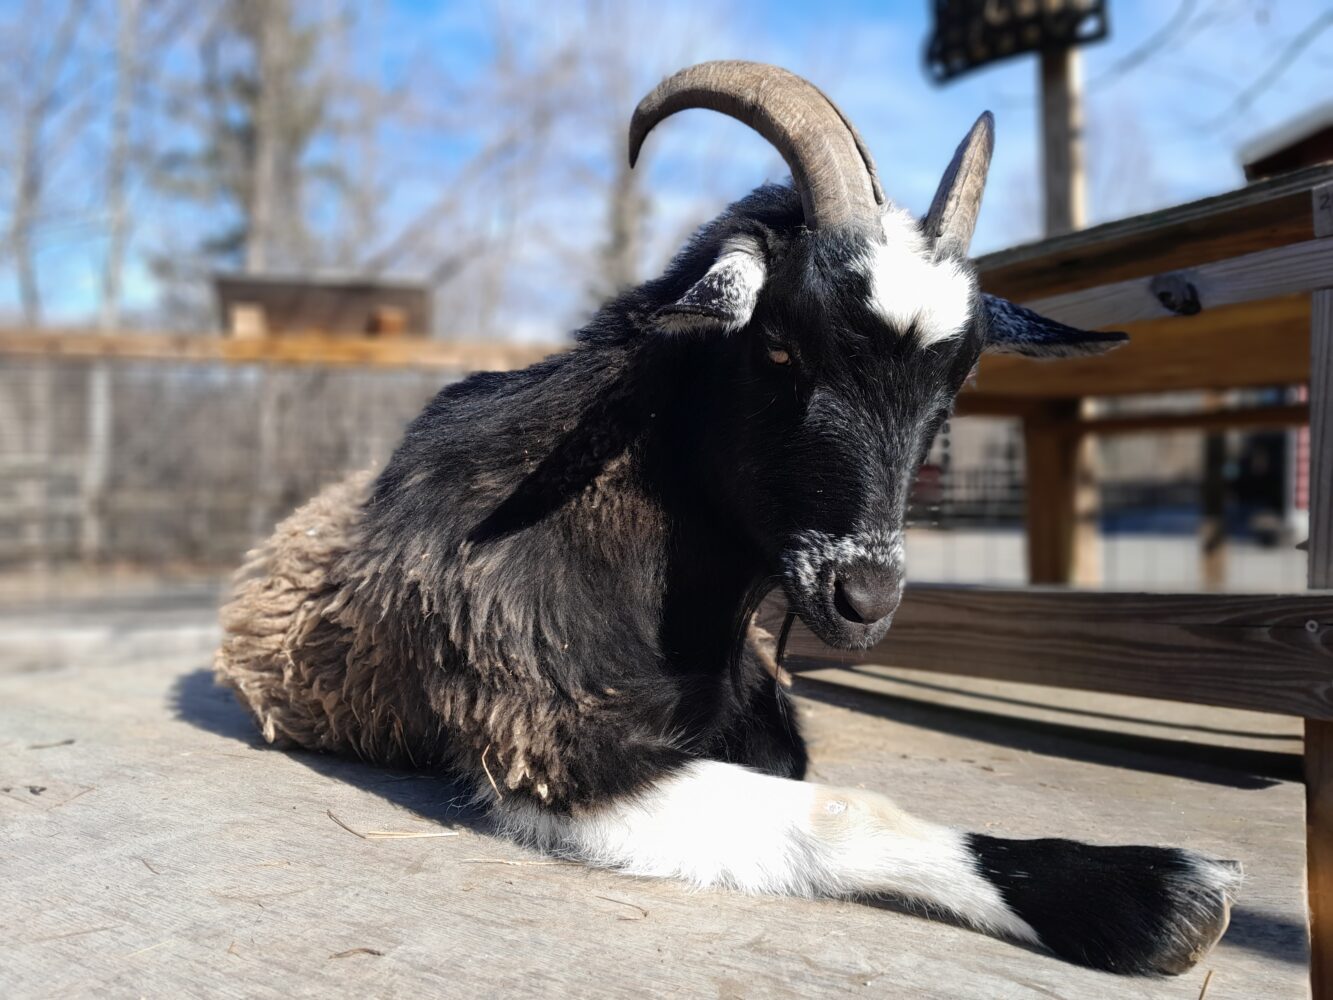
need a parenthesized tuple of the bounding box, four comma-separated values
(217, 61, 1239, 974)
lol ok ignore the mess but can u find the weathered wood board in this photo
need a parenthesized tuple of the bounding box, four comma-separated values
(976, 163, 1333, 301)
(0, 593, 1311, 999)
(765, 587, 1333, 720)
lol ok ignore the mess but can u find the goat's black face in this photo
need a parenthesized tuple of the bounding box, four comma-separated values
(673, 207, 983, 650)
(735, 220, 975, 650)
(632, 73, 1126, 654)
(661, 191, 1124, 650)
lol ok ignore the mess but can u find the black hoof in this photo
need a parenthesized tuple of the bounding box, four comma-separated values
(969, 835, 1242, 975)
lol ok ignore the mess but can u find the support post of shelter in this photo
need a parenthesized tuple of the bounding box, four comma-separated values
(1201, 391, 1228, 590)
(1033, 45, 1099, 585)
(1023, 400, 1099, 585)
(1304, 183, 1333, 1000)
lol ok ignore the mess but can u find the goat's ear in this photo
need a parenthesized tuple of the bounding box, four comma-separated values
(654, 237, 766, 333)
(923, 111, 994, 259)
(981, 293, 1129, 358)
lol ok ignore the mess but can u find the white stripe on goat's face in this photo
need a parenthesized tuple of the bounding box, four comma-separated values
(861, 207, 976, 345)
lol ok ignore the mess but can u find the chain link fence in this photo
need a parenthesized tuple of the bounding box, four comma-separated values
(0, 357, 1309, 594)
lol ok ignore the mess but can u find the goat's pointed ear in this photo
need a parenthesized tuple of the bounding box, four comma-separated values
(981, 294, 1129, 358)
(923, 112, 994, 259)
(654, 237, 766, 333)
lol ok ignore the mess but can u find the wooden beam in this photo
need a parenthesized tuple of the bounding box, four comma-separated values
(1307, 185, 1333, 997)
(1308, 718, 1333, 999)
(0, 330, 557, 372)
(1310, 191, 1333, 587)
(952, 395, 1045, 419)
(971, 294, 1312, 399)
(978, 164, 1333, 302)
(1065, 402, 1309, 438)
(1023, 236, 1333, 332)
(756, 586, 1333, 720)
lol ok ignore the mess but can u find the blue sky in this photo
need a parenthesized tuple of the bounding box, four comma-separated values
(8, 0, 1333, 335)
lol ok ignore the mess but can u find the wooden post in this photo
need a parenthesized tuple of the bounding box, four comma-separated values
(250, 369, 282, 542)
(80, 361, 112, 563)
(1039, 47, 1086, 237)
(1024, 400, 1092, 584)
(1031, 46, 1099, 585)
(1305, 182, 1333, 999)
(1201, 392, 1228, 590)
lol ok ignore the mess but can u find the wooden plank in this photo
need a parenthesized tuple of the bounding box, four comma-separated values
(1065, 402, 1309, 438)
(1311, 234, 1333, 588)
(1023, 236, 1333, 332)
(978, 164, 1333, 302)
(1308, 232, 1333, 998)
(1309, 717, 1333, 1000)
(972, 294, 1311, 399)
(0, 599, 1310, 998)
(1315, 181, 1333, 240)
(956, 400, 1311, 430)
(758, 586, 1333, 719)
(0, 330, 556, 372)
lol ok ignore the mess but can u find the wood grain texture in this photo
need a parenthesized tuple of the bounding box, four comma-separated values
(978, 164, 1333, 301)
(1022, 236, 1333, 332)
(1312, 289, 1333, 591)
(1309, 718, 1333, 1000)
(1308, 275, 1333, 1000)
(972, 294, 1311, 399)
(759, 586, 1333, 720)
(1064, 402, 1309, 438)
(3, 595, 1311, 999)
(1315, 183, 1333, 240)
(0, 330, 557, 372)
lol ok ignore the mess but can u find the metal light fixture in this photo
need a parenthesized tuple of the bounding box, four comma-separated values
(925, 0, 1109, 82)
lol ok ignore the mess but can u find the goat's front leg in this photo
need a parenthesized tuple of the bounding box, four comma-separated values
(499, 760, 1239, 975)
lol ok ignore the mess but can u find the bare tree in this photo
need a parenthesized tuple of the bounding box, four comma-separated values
(83, 0, 142, 562)
(100, 0, 139, 331)
(151, 0, 353, 289)
(367, 1, 735, 339)
(0, 0, 92, 325)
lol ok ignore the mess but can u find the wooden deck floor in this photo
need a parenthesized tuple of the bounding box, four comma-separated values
(0, 590, 1312, 999)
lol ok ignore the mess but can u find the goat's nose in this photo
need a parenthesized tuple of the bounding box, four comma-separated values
(833, 566, 903, 625)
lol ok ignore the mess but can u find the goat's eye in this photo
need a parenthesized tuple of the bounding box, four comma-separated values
(766, 346, 792, 366)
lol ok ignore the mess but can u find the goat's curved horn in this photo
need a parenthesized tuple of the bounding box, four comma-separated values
(629, 61, 885, 232)
(923, 112, 994, 258)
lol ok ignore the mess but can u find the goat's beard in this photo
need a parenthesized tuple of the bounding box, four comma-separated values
(778, 539, 900, 651)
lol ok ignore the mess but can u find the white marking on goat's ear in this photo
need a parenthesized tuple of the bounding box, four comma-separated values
(861, 207, 975, 346)
(655, 235, 766, 334)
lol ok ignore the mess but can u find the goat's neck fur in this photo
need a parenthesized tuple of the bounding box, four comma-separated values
(351, 296, 785, 807)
